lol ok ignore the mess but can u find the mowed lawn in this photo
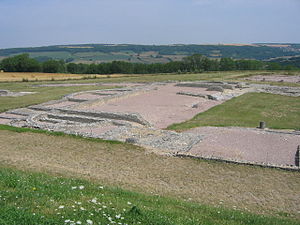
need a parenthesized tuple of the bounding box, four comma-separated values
(0, 166, 298, 225)
(169, 93, 300, 131)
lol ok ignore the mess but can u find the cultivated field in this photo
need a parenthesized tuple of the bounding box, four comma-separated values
(0, 72, 130, 82)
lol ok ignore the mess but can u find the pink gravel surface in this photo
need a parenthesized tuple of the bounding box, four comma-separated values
(245, 75, 300, 83)
(186, 127, 299, 166)
(0, 113, 25, 119)
(79, 84, 222, 128)
(0, 118, 11, 125)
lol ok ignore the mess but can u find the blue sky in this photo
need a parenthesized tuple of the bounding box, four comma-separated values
(0, 0, 299, 48)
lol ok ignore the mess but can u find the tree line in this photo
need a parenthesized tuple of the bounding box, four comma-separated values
(0, 53, 298, 74)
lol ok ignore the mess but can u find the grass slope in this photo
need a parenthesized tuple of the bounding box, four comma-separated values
(168, 93, 300, 131)
(0, 166, 298, 225)
(0, 126, 299, 219)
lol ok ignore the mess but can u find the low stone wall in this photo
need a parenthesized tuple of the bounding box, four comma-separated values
(175, 82, 235, 90)
(175, 153, 300, 172)
(260, 86, 300, 97)
(176, 92, 207, 98)
(47, 114, 105, 124)
(0, 89, 36, 97)
(57, 109, 151, 126)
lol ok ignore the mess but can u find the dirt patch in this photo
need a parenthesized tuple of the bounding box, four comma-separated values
(0, 130, 299, 218)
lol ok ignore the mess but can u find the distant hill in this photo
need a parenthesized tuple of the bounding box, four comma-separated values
(268, 55, 300, 68)
(0, 43, 299, 64)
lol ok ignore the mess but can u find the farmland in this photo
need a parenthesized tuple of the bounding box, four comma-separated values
(0, 72, 130, 82)
(1, 44, 300, 64)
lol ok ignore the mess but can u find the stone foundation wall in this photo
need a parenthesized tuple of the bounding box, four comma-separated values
(175, 154, 300, 172)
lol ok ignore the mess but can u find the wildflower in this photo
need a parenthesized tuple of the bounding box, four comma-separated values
(127, 202, 132, 205)
(71, 187, 77, 190)
(86, 219, 93, 224)
(76, 222, 82, 224)
(79, 185, 85, 190)
(65, 220, 70, 223)
(58, 205, 65, 209)
(91, 198, 97, 203)
(115, 214, 121, 219)
(80, 207, 85, 211)
(32, 187, 37, 191)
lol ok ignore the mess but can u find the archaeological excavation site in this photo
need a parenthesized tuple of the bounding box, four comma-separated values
(1, 75, 300, 170)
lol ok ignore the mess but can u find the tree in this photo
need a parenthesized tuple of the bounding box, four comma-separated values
(42, 60, 66, 73)
(0, 54, 41, 72)
(219, 58, 236, 71)
(183, 54, 207, 72)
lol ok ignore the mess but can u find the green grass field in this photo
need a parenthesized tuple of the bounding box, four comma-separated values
(168, 93, 300, 131)
(0, 83, 117, 113)
(1, 166, 298, 225)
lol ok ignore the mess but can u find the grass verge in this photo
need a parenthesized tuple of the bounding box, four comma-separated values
(0, 166, 298, 225)
(168, 93, 300, 131)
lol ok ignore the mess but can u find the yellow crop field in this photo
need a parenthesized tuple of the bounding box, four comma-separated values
(0, 72, 127, 82)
